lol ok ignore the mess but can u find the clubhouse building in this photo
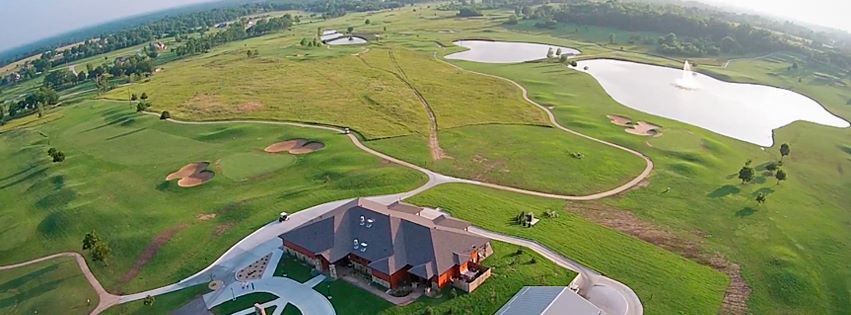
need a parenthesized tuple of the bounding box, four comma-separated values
(279, 198, 492, 293)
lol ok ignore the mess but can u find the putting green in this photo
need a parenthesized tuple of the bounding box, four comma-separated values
(219, 152, 297, 181)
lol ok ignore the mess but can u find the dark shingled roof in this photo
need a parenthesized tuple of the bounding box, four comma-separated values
(280, 198, 490, 279)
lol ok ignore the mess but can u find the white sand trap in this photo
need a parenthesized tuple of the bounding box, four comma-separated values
(165, 162, 210, 181)
(607, 115, 632, 127)
(264, 139, 325, 155)
(177, 170, 215, 188)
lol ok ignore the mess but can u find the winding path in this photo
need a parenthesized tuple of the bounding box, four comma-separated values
(1, 56, 653, 314)
(0, 252, 119, 315)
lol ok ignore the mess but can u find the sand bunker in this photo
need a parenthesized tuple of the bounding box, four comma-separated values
(264, 139, 325, 155)
(607, 115, 661, 136)
(626, 121, 661, 136)
(165, 162, 215, 188)
(177, 171, 215, 188)
(607, 115, 632, 127)
(165, 162, 210, 181)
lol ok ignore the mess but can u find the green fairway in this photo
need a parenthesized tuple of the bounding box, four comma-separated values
(407, 184, 728, 315)
(0, 99, 425, 294)
(313, 241, 574, 315)
(370, 124, 646, 195)
(219, 152, 297, 181)
(0, 256, 98, 315)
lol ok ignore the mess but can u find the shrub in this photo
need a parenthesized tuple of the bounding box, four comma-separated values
(457, 8, 482, 17)
(160, 111, 171, 120)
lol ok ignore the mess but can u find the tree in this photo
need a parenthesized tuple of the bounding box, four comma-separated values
(131, 93, 138, 101)
(365, 19, 370, 25)
(775, 169, 787, 184)
(0, 103, 5, 121)
(755, 192, 767, 204)
(160, 111, 171, 120)
(738, 165, 754, 184)
(505, 15, 518, 25)
(347, 26, 354, 34)
(247, 50, 253, 58)
(779, 143, 790, 160)
(300, 38, 308, 46)
(140, 92, 148, 100)
(457, 7, 482, 17)
(36, 102, 44, 118)
(51, 151, 65, 162)
(91, 242, 111, 263)
(82, 231, 99, 250)
(143, 295, 155, 306)
(765, 162, 779, 172)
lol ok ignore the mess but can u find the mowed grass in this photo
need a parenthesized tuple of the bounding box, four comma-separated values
(357, 48, 548, 128)
(370, 124, 646, 195)
(0, 100, 425, 297)
(407, 184, 728, 315)
(311, 241, 574, 315)
(456, 49, 851, 314)
(103, 284, 209, 315)
(210, 292, 278, 315)
(0, 256, 98, 315)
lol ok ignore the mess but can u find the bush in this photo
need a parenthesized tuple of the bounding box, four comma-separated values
(160, 111, 171, 120)
(457, 8, 482, 17)
(136, 102, 151, 112)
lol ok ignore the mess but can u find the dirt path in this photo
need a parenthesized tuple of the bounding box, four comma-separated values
(357, 50, 447, 160)
(0, 252, 120, 315)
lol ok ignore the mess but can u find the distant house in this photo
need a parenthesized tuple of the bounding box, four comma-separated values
(279, 198, 493, 292)
(496, 286, 603, 315)
(153, 41, 167, 51)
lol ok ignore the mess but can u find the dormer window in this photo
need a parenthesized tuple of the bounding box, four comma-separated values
(353, 239, 359, 249)
(365, 218, 374, 228)
(359, 216, 365, 226)
(360, 242, 368, 252)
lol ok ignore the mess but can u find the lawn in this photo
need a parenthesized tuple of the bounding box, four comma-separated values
(369, 124, 646, 195)
(0, 256, 98, 315)
(273, 255, 317, 283)
(210, 292, 278, 315)
(407, 184, 728, 315)
(0, 99, 425, 296)
(312, 241, 575, 315)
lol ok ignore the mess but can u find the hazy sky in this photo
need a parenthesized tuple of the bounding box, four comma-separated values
(701, 0, 851, 33)
(0, 0, 216, 52)
(1, 0, 850, 53)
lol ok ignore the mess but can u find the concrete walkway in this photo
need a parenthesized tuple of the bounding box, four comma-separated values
(203, 247, 334, 315)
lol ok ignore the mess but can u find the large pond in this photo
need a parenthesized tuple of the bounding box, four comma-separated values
(575, 59, 849, 146)
(445, 40, 580, 63)
(327, 36, 368, 45)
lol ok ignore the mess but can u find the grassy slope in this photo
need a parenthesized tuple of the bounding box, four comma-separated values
(408, 184, 728, 315)
(0, 100, 425, 296)
(0, 256, 98, 315)
(369, 124, 646, 195)
(455, 15, 851, 314)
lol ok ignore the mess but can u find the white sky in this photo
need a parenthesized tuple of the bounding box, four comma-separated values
(699, 0, 851, 33)
(0, 0, 849, 53)
(0, 0, 217, 52)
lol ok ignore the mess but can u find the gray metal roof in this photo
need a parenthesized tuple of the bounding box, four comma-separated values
(496, 286, 603, 315)
(280, 198, 490, 279)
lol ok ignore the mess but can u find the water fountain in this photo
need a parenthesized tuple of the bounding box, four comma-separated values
(673, 60, 700, 90)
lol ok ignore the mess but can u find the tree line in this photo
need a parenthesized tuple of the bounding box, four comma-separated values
(505, 0, 850, 74)
(174, 14, 294, 56)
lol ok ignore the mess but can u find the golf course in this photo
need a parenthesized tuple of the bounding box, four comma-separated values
(1, 2, 850, 315)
